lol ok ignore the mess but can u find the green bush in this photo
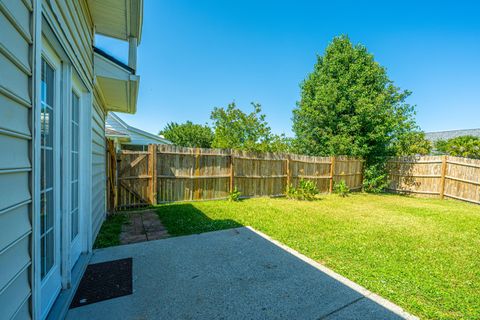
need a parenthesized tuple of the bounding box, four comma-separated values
(228, 186, 241, 202)
(334, 180, 350, 197)
(286, 179, 319, 201)
(363, 163, 389, 193)
(435, 135, 480, 159)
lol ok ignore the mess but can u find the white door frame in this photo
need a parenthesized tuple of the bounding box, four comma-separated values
(39, 38, 63, 320)
(60, 64, 72, 288)
(68, 73, 89, 269)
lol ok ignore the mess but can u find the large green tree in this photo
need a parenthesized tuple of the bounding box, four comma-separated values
(159, 121, 213, 148)
(210, 102, 290, 152)
(292, 35, 424, 163)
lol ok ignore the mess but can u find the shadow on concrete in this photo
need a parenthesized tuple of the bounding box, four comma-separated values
(67, 224, 416, 320)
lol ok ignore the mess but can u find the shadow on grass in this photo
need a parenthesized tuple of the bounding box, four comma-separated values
(94, 213, 129, 249)
(155, 203, 243, 237)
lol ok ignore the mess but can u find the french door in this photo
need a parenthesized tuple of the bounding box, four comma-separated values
(39, 40, 87, 318)
(40, 46, 62, 319)
(70, 88, 82, 267)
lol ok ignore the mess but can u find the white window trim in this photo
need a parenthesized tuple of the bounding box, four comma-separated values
(37, 36, 63, 320)
(60, 64, 72, 289)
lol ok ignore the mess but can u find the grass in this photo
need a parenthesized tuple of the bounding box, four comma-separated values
(93, 213, 128, 249)
(155, 194, 480, 320)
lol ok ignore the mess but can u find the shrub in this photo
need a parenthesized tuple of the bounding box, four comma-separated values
(435, 135, 480, 159)
(286, 179, 319, 201)
(334, 180, 350, 197)
(363, 163, 389, 193)
(228, 186, 241, 202)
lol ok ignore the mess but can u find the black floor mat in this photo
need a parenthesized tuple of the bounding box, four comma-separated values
(70, 258, 133, 308)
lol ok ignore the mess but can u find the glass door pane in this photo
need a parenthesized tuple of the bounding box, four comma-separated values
(40, 59, 55, 279)
(71, 92, 80, 240)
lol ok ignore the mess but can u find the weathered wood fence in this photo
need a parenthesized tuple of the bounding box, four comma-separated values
(112, 145, 364, 209)
(387, 155, 480, 204)
(108, 146, 480, 210)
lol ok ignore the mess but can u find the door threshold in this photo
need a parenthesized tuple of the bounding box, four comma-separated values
(46, 253, 91, 320)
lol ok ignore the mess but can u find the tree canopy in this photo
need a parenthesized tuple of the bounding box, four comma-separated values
(435, 135, 480, 159)
(159, 121, 213, 148)
(210, 102, 290, 152)
(292, 35, 426, 163)
(391, 131, 432, 156)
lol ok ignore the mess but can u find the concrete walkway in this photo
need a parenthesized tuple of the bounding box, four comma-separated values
(120, 210, 169, 244)
(67, 227, 417, 320)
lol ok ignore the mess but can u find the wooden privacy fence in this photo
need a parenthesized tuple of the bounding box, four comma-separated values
(387, 155, 480, 204)
(110, 146, 480, 209)
(113, 145, 364, 209)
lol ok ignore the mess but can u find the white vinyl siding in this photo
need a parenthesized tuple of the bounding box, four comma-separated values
(91, 101, 106, 239)
(41, 0, 94, 88)
(0, 0, 33, 319)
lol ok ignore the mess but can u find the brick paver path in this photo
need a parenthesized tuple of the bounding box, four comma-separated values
(120, 210, 170, 245)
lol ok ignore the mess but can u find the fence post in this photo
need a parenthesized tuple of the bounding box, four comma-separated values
(193, 148, 201, 200)
(148, 144, 157, 205)
(440, 155, 447, 199)
(286, 155, 291, 190)
(329, 156, 336, 193)
(359, 159, 365, 191)
(229, 151, 235, 193)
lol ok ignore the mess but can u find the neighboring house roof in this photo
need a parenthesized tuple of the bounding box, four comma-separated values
(106, 112, 172, 145)
(105, 127, 129, 137)
(425, 128, 480, 142)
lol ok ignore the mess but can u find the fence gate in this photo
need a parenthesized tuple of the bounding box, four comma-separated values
(106, 139, 116, 213)
(116, 148, 156, 209)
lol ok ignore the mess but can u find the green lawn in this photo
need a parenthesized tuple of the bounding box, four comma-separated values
(94, 213, 128, 249)
(155, 194, 480, 320)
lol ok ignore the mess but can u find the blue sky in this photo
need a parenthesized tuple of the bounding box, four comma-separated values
(97, 0, 480, 137)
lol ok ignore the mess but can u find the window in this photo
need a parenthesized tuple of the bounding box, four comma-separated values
(71, 92, 80, 240)
(40, 58, 55, 278)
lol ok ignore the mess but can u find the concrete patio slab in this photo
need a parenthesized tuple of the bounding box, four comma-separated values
(66, 227, 417, 320)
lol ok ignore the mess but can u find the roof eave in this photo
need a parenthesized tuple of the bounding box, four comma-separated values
(88, 0, 143, 44)
(94, 51, 140, 114)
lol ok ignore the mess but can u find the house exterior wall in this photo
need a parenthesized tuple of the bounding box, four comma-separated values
(0, 0, 110, 319)
(0, 0, 35, 319)
(91, 96, 106, 240)
(41, 0, 94, 89)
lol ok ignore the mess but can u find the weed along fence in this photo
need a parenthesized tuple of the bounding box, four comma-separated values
(387, 155, 480, 204)
(112, 145, 364, 209)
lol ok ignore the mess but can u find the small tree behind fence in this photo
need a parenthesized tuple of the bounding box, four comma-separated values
(112, 144, 364, 209)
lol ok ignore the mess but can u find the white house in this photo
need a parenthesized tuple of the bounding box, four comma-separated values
(106, 112, 171, 151)
(0, 0, 143, 319)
